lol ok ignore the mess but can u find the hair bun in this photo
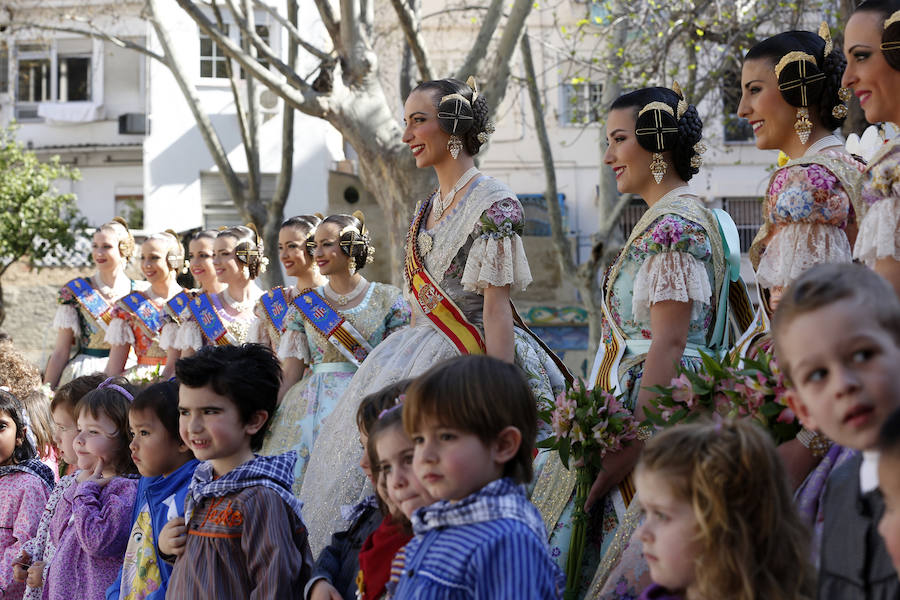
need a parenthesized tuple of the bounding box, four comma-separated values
(436, 93, 476, 136)
(884, 13, 900, 71)
(634, 105, 680, 153)
(776, 56, 826, 108)
(111, 216, 129, 229)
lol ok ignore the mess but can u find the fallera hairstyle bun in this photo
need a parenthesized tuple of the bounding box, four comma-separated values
(610, 86, 704, 182)
(281, 214, 322, 241)
(412, 78, 492, 156)
(744, 30, 848, 130)
(320, 211, 374, 272)
(98, 216, 136, 260)
(144, 230, 185, 272)
(217, 224, 266, 279)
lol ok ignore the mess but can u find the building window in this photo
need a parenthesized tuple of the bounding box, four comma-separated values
(619, 197, 646, 238)
(240, 25, 270, 78)
(722, 197, 764, 252)
(0, 42, 9, 95)
(57, 56, 91, 101)
(561, 81, 602, 125)
(115, 195, 144, 230)
(200, 24, 230, 78)
(16, 58, 51, 103)
(722, 64, 753, 142)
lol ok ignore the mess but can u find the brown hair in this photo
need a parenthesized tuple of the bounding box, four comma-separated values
(144, 230, 185, 273)
(75, 377, 138, 476)
(403, 355, 537, 485)
(21, 388, 55, 460)
(52, 373, 106, 416)
(0, 338, 41, 400)
(97, 216, 136, 260)
(638, 420, 815, 600)
(218, 225, 265, 279)
(356, 378, 413, 437)
(772, 263, 900, 381)
(366, 405, 408, 524)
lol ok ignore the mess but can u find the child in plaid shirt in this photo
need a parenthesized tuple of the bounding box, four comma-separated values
(392, 355, 563, 599)
(161, 344, 313, 599)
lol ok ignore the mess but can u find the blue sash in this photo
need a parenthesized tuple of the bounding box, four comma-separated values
(117, 292, 164, 340)
(165, 290, 192, 324)
(259, 287, 289, 335)
(188, 293, 234, 346)
(65, 278, 114, 329)
(293, 289, 372, 366)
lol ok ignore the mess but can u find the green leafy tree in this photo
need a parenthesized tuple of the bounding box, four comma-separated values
(0, 125, 86, 325)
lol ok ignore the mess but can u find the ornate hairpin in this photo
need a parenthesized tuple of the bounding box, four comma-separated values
(819, 22, 833, 57)
(97, 377, 134, 403)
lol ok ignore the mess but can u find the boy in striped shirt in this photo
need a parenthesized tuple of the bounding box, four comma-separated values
(160, 344, 313, 599)
(392, 355, 563, 599)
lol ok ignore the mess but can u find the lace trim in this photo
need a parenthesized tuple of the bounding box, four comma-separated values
(277, 327, 311, 363)
(460, 234, 533, 293)
(854, 197, 900, 266)
(104, 317, 135, 346)
(632, 251, 712, 322)
(174, 320, 203, 351)
(756, 223, 852, 289)
(158, 322, 179, 350)
(52, 304, 81, 336)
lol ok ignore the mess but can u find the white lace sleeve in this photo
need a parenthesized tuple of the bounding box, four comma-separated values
(104, 317, 135, 346)
(757, 223, 852, 289)
(158, 322, 179, 350)
(854, 197, 900, 267)
(52, 304, 81, 337)
(461, 234, 533, 293)
(174, 320, 204, 351)
(277, 327, 311, 363)
(632, 251, 712, 322)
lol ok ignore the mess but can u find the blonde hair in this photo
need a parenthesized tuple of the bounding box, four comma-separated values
(144, 229, 185, 272)
(97, 216, 136, 260)
(637, 420, 815, 600)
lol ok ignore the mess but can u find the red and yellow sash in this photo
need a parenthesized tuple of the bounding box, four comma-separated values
(404, 196, 486, 355)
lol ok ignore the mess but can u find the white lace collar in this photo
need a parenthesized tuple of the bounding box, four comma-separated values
(804, 134, 843, 157)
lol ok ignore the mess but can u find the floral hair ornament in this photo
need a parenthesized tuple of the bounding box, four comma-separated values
(97, 377, 134, 403)
(882, 10, 900, 71)
(635, 98, 679, 184)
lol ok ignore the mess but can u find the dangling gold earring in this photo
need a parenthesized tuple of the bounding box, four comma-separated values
(182, 260, 190, 274)
(447, 135, 463, 160)
(649, 152, 667, 184)
(832, 87, 851, 119)
(348, 259, 357, 276)
(794, 107, 812, 144)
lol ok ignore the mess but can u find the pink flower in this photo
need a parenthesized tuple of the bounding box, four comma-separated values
(670, 374, 696, 407)
(571, 422, 586, 444)
(650, 216, 685, 246)
(776, 407, 796, 424)
(486, 198, 522, 225)
(807, 164, 838, 190)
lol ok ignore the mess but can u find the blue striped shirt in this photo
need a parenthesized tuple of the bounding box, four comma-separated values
(391, 478, 562, 599)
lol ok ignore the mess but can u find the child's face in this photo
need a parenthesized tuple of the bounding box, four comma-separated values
(74, 409, 121, 474)
(411, 418, 505, 501)
(129, 408, 190, 478)
(52, 406, 78, 464)
(178, 385, 265, 476)
(781, 299, 900, 450)
(375, 425, 435, 518)
(0, 411, 19, 465)
(878, 453, 900, 576)
(635, 468, 701, 595)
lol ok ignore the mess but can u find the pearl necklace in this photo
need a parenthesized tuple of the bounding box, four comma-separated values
(222, 289, 255, 313)
(323, 277, 368, 306)
(433, 167, 479, 220)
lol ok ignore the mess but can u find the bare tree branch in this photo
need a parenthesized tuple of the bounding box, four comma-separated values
(389, 0, 433, 81)
(312, 0, 342, 55)
(481, 0, 532, 109)
(11, 22, 165, 63)
(251, 0, 333, 61)
(456, 0, 503, 81)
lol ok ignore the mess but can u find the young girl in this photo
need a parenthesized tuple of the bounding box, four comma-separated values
(44, 378, 139, 600)
(306, 379, 412, 600)
(14, 374, 104, 600)
(0, 390, 53, 598)
(633, 420, 814, 600)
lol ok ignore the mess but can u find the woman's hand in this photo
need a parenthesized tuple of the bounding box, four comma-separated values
(585, 441, 643, 511)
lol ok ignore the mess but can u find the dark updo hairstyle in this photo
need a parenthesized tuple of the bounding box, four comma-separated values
(854, 0, 900, 71)
(744, 30, 847, 131)
(191, 229, 219, 244)
(0, 389, 38, 464)
(319, 211, 374, 272)
(282, 214, 322, 258)
(610, 86, 704, 182)
(412, 78, 491, 156)
(218, 224, 265, 279)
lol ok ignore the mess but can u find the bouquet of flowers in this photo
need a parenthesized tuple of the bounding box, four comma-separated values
(644, 348, 800, 445)
(537, 379, 639, 599)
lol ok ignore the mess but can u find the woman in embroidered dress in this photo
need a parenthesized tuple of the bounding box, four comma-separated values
(174, 225, 264, 354)
(296, 77, 567, 555)
(104, 231, 185, 382)
(532, 85, 730, 597)
(842, 1, 900, 297)
(248, 215, 326, 360)
(45, 218, 143, 390)
(262, 212, 409, 492)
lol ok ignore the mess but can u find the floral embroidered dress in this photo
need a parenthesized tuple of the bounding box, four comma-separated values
(52, 273, 144, 386)
(854, 137, 900, 267)
(531, 188, 730, 597)
(104, 292, 181, 382)
(749, 141, 864, 295)
(260, 282, 409, 494)
(21, 473, 78, 600)
(0, 467, 52, 599)
(173, 290, 261, 351)
(297, 174, 567, 555)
